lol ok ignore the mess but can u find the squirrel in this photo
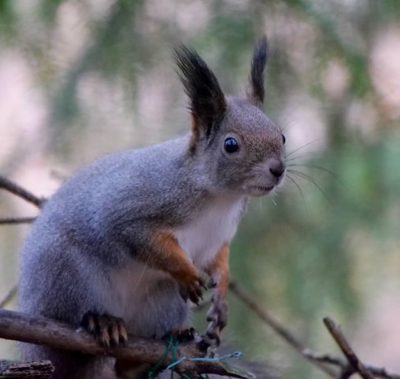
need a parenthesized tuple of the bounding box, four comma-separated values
(19, 37, 286, 379)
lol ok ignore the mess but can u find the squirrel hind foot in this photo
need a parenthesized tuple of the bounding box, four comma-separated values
(81, 311, 128, 348)
(162, 326, 197, 343)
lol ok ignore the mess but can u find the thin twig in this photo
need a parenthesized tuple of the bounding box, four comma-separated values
(0, 217, 36, 225)
(323, 317, 375, 379)
(363, 366, 400, 379)
(0, 286, 18, 308)
(0, 309, 252, 378)
(304, 351, 400, 379)
(0, 176, 44, 208)
(229, 281, 337, 378)
(303, 350, 348, 367)
(230, 282, 400, 379)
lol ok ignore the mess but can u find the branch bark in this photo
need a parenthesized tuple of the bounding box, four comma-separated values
(0, 360, 54, 378)
(0, 309, 252, 379)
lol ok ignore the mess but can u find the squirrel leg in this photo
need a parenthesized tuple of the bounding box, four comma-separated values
(204, 243, 230, 346)
(146, 231, 207, 304)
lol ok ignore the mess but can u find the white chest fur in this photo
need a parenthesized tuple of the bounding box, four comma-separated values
(174, 196, 245, 269)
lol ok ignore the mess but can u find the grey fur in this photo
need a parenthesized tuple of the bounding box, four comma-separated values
(19, 40, 285, 379)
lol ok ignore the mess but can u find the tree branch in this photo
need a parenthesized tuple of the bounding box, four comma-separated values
(229, 281, 337, 378)
(323, 317, 375, 379)
(0, 360, 54, 378)
(0, 217, 36, 225)
(0, 176, 44, 208)
(304, 351, 400, 379)
(0, 309, 252, 379)
(230, 282, 400, 379)
(0, 286, 17, 308)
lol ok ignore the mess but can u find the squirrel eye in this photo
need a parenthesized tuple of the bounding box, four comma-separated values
(282, 134, 286, 144)
(224, 137, 239, 153)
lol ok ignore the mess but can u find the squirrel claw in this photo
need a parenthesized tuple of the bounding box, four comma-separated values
(179, 275, 206, 305)
(207, 278, 217, 289)
(206, 329, 221, 346)
(163, 327, 197, 343)
(205, 295, 228, 346)
(81, 312, 128, 347)
(206, 295, 228, 329)
(197, 334, 212, 352)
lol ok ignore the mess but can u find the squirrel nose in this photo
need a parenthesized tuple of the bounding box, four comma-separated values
(269, 160, 285, 179)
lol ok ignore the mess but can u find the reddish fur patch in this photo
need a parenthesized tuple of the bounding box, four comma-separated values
(206, 243, 230, 298)
(149, 231, 200, 286)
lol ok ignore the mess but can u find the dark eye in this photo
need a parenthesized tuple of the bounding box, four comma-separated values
(282, 134, 286, 144)
(224, 137, 239, 153)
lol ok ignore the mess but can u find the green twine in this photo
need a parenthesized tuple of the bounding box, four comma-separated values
(148, 335, 176, 379)
(148, 336, 241, 379)
(170, 336, 179, 379)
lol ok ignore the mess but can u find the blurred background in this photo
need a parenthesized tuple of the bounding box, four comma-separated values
(0, 1, 400, 378)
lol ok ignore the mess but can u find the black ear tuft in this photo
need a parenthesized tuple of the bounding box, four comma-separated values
(249, 36, 268, 105)
(175, 46, 226, 139)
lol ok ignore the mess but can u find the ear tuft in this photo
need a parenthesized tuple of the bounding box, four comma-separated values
(175, 46, 226, 140)
(248, 36, 268, 106)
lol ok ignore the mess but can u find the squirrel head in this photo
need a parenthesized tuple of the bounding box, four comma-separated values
(175, 37, 285, 197)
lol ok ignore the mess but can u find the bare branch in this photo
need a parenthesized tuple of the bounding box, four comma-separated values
(229, 281, 337, 378)
(364, 367, 400, 379)
(0, 176, 44, 208)
(0, 360, 54, 378)
(0, 286, 17, 308)
(0, 309, 252, 378)
(230, 282, 400, 379)
(304, 351, 400, 379)
(323, 317, 375, 379)
(0, 217, 36, 225)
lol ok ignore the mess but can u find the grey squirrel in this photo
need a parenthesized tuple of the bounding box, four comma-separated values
(19, 37, 286, 379)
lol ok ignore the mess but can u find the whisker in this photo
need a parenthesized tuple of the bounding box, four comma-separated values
(284, 154, 314, 163)
(285, 139, 320, 159)
(286, 163, 337, 179)
(287, 169, 329, 201)
(256, 197, 265, 211)
(286, 174, 307, 204)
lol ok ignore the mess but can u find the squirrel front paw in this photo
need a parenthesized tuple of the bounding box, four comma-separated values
(80, 312, 128, 348)
(176, 271, 207, 305)
(205, 295, 228, 346)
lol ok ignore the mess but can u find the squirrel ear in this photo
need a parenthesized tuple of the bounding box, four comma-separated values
(247, 36, 268, 107)
(175, 46, 226, 148)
